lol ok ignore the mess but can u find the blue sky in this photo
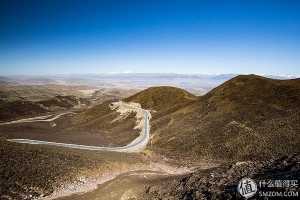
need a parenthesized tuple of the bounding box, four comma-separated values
(0, 0, 299, 76)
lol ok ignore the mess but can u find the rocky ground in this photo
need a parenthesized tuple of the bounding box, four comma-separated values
(138, 153, 300, 199)
(42, 153, 299, 200)
(43, 156, 213, 200)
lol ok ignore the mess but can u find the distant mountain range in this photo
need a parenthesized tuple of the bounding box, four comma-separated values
(3, 73, 300, 80)
(1, 73, 300, 95)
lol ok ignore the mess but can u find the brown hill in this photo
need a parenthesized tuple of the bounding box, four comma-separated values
(0, 101, 47, 121)
(64, 79, 300, 161)
(149, 75, 300, 161)
(139, 153, 300, 199)
(69, 86, 197, 127)
(0, 138, 143, 199)
(38, 95, 89, 110)
(124, 86, 197, 111)
(124, 86, 197, 119)
(0, 95, 89, 121)
(65, 99, 140, 146)
(66, 87, 197, 146)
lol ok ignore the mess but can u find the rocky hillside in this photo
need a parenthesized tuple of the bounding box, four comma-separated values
(0, 95, 89, 121)
(64, 99, 140, 147)
(124, 86, 197, 110)
(148, 75, 300, 161)
(0, 101, 47, 121)
(66, 86, 198, 146)
(139, 153, 300, 199)
(38, 95, 89, 110)
(124, 86, 197, 119)
(66, 76, 299, 161)
(0, 138, 144, 200)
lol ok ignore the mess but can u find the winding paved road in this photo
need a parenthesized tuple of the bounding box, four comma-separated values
(8, 103, 150, 152)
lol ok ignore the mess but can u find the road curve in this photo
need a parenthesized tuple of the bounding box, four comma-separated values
(8, 103, 150, 153)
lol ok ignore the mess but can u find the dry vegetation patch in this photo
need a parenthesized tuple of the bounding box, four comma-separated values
(148, 75, 300, 161)
(0, 138, 144, 199)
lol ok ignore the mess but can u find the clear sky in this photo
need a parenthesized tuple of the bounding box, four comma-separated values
(0, 0, 299, 76)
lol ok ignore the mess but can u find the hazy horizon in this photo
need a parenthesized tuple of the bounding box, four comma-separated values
(2, 72, 300, 78)
(1, 0, 300, 76)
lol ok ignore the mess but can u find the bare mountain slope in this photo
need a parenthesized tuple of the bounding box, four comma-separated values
(124, 86, 197, 110)
(139, 153, 300, 199)
(66, 87, 197, 146)
(149, 75, 300, 161)
(64, 78, 299, 161)
(0, 101, 47, 121)
(0, 95, 88, 121)
(65, 100, 140, 146)
(124, 86, 197, 119)
(38, 95, 89, 110)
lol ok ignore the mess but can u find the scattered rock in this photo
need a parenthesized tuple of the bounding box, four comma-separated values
(138, 153, 300, 199)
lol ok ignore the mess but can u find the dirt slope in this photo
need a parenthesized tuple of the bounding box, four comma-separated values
(39, 95, 89, 110)
(0, 95, 88, 121)
(124, 86, 197, 120)
(0, 138, 143, 200)
(65, 77, 300, 161)
(149, 75, 300, 161)
(0, 101, 48, 121)
(138, 153, 300, 199)
(66, 86, 198, 146)
(124, 86, 197, 110)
